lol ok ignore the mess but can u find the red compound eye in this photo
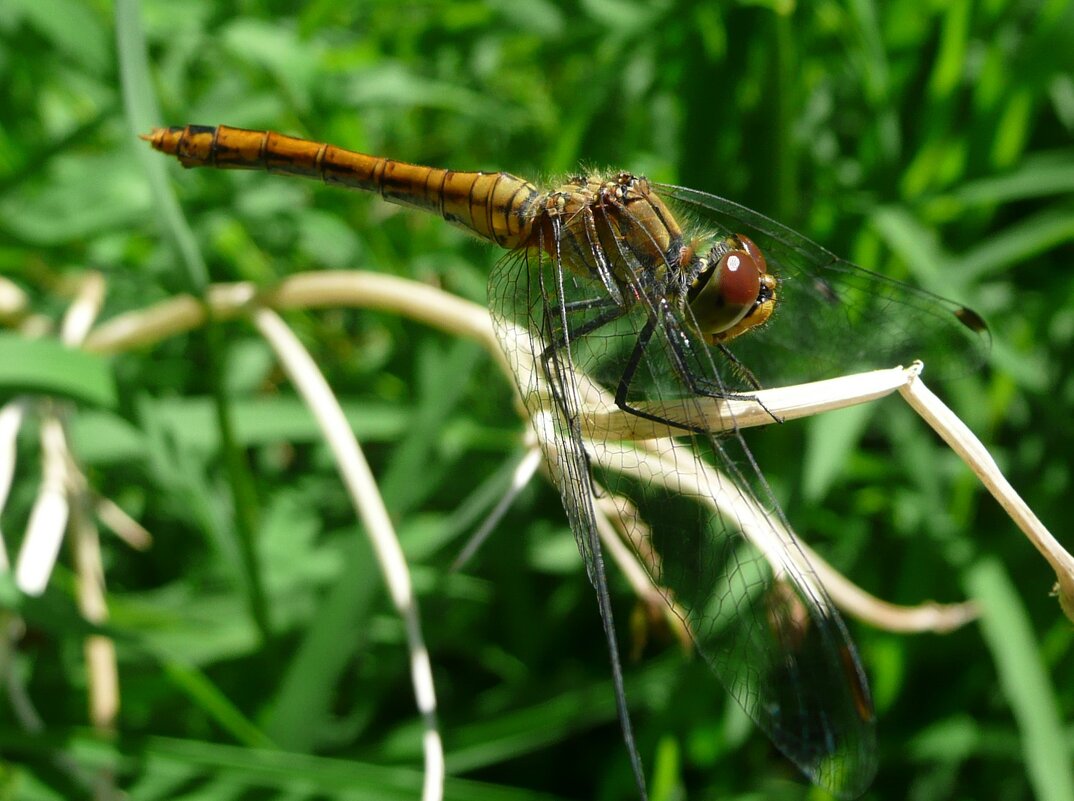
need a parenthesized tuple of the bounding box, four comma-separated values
(735, 234, 768, 275)
(716, 248, 762, 306)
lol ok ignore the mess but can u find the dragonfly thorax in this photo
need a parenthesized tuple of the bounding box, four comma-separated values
(538, 173, 684, 290)
(535, 174, 776, 346)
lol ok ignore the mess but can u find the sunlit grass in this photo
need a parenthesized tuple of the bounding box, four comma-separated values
(1, 0, 1072, 799)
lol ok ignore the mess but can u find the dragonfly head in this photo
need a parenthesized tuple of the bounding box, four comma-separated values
(687, 234, 777, 344)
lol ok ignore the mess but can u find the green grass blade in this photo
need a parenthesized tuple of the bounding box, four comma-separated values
(965, 557, 1074, 801)
(0, 334, 117, 408)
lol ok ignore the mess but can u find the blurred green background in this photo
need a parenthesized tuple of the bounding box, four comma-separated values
(2, 0, 1073, 799)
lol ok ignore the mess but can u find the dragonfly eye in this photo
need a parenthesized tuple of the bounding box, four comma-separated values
(716, 249, 762, 306)
(735, 234, 768, 275)
(691, 241, 777, 345)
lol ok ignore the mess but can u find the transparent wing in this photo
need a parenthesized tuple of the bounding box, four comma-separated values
(655, 183, 990, 387)
(488, 227, 878, 797)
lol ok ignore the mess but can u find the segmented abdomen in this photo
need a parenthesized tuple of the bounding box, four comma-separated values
(144, 125, 541, 250)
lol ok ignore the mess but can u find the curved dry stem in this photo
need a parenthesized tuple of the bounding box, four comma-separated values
(61, 271, 106, 346)
(94, 494, 154, 551)
(453, 444, 544, 572)
(83, 271, 988, 633)
(252, 308, 443, 801)
(590, 428, 981, 634)
(590, 487, 694, 651)
(0, 398, 31, 572)
(70, 480, 119, 729)
(84, 272, 496, 355)
(901, 374, 1074, 624)
(13, 414, 70, 597)
(587, 366, 917, 439)
(58, 272, 121, 739)
(1, 269, 122, 782)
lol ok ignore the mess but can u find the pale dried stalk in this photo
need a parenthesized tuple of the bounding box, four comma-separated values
(596, 429, 978, 633)
(3, 270, 122, 763)
(575, 354, 1065, 627)
(586, 367, 915, 439)
(453, 444, 543, 571)
(84, 273, 496, 354)
(0, 398, 31, 572)
(62, 271, 120, 736)
(590, 490, 694, 651)
(61, 272, 106, 345)
(9, 272, 108, 594)
(70, 485, 118, 728)
(94, 495, 153, 551)
(901, 375, 1074, 622)
(13, 416, 69, 596)
(590, 358, 1070, 626)
(252, 308, 444, 801)
(82, 271, 991, 632)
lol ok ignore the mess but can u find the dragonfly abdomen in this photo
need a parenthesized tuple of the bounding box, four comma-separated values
(143, 125, 541, 250)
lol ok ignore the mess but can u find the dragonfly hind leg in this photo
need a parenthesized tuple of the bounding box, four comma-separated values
(547, 296, 622, 315)
(538, 302, 630, 396)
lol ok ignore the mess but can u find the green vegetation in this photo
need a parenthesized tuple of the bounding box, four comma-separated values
(2, 0, 1073, 799)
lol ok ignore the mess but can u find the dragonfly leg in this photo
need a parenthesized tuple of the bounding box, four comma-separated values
(609, 312, 718, 434)
(715, 343, 763, 391)
(666, 317, 783, 425)
(611, 304, 781, 433)
(544, 193, 625, 306)
(537, 300, 627, 425)
(548, 296, 622, 315)
(579, 205, 625, 305)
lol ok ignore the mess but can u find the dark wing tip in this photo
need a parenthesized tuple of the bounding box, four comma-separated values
(954, 306, 989, 335)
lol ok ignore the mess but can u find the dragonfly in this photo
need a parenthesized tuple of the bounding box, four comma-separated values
(144, 125, 988, 799)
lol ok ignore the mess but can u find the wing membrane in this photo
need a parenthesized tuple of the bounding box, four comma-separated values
(489, 224, 878, 797)
(655, 183, 990, 386)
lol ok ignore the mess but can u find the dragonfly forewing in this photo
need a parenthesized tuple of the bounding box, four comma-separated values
(656, 184, 989, 386)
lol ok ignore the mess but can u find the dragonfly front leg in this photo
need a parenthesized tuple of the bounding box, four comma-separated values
(612, 303, 781, 434)
(712, 343, 764, 392)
